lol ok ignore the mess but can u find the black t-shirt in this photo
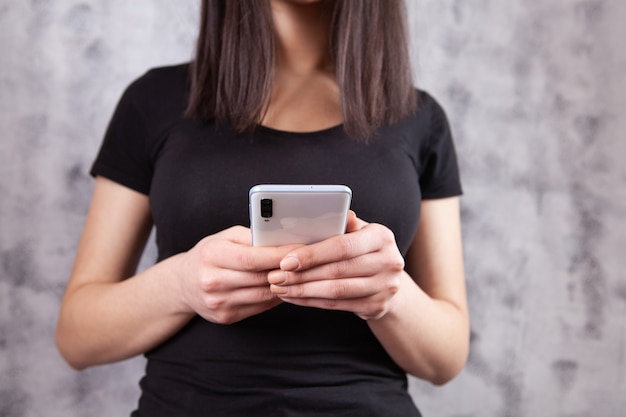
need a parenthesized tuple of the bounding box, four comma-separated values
(91, 64, 462, 417)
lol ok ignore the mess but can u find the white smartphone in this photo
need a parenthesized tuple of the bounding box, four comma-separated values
(249, 184, 352, 246)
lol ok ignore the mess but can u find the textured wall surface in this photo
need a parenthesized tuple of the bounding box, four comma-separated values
(1, 1, 624, 416)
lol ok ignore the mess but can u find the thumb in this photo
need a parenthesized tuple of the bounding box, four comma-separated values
(346, 210, 368, 233)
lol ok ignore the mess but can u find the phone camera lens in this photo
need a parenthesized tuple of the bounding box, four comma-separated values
(260, 198, 273, 218)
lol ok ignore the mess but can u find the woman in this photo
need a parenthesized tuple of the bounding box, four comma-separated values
(56, 0, 469, 415)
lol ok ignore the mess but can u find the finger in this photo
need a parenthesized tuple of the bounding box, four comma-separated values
(201, 269, 276, 292)
(206, 285, 280, 307)
(278, 295, 388, 320)
(199, 288, 282, 324)
(270, 275, 384, 300)
(269, 251, 387, 285)
(280, 223, 391, 272)
(218, 226, 304, 253)
(211, 225, 258, 246)
(202, 238, 299, 272)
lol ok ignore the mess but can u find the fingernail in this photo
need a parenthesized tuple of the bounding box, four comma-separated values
(280, 256, 300, 271)
(270, 284, 288, 295)
(268, 271, 287, 285)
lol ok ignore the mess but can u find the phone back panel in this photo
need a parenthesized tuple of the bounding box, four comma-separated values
(249, 185, 352, 246)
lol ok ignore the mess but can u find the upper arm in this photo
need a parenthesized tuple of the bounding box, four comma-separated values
(66, 176, 153, 293)
(405, 197, 467, 314)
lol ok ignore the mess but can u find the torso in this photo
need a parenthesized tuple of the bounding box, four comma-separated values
(94, 64, 460, 416)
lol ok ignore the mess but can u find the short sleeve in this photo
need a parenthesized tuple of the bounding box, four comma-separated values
(418, 94, 463, 199)
(90, 78, 153, 195)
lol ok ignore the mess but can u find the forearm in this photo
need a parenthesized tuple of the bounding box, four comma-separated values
(367, 272, 470, 385)
(56, 254, 194, 370)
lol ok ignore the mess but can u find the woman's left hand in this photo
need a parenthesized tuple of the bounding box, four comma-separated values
(267, 211, 405, 320)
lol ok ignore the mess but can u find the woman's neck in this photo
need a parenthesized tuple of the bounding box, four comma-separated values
(270, 0, 332, 75)
(263, 0, 341, 132)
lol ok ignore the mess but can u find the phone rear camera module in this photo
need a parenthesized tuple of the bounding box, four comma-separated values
(260, 198, 273, 218)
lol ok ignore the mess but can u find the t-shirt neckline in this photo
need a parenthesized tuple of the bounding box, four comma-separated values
(255, 123, 344, 139)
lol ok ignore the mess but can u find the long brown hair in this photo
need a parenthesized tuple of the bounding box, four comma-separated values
(186, 0, 417, 140)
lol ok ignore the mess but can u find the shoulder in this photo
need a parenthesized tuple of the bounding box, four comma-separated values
(122, 63, 190, 109)
(380, 89, 449, 140)
(414, 89, 449, 125)
(395, 89, 452, 147)
(137, 63, 189, 88)
(113, 63, 190, 131)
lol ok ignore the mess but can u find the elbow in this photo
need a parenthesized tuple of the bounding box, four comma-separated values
(429, 361, 466, 386)
(416, 354, 468, 386)
(428, 341, 470, 386)
(55, 338, 83, 371)
(62, 357, 89, 372)
(409, 336, 470, 386)
(56, 340, 90, 371)
(429, 310, 471, 385)
(55, 323, 90, 371)
(55, 299, 102, 371)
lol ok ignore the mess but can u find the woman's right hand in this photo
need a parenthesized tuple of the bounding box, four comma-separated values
(176, 226, 299, 324)
(57, 177, 298, 369)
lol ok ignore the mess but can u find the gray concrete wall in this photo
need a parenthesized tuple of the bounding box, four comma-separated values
(1, 1, 624, 416)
